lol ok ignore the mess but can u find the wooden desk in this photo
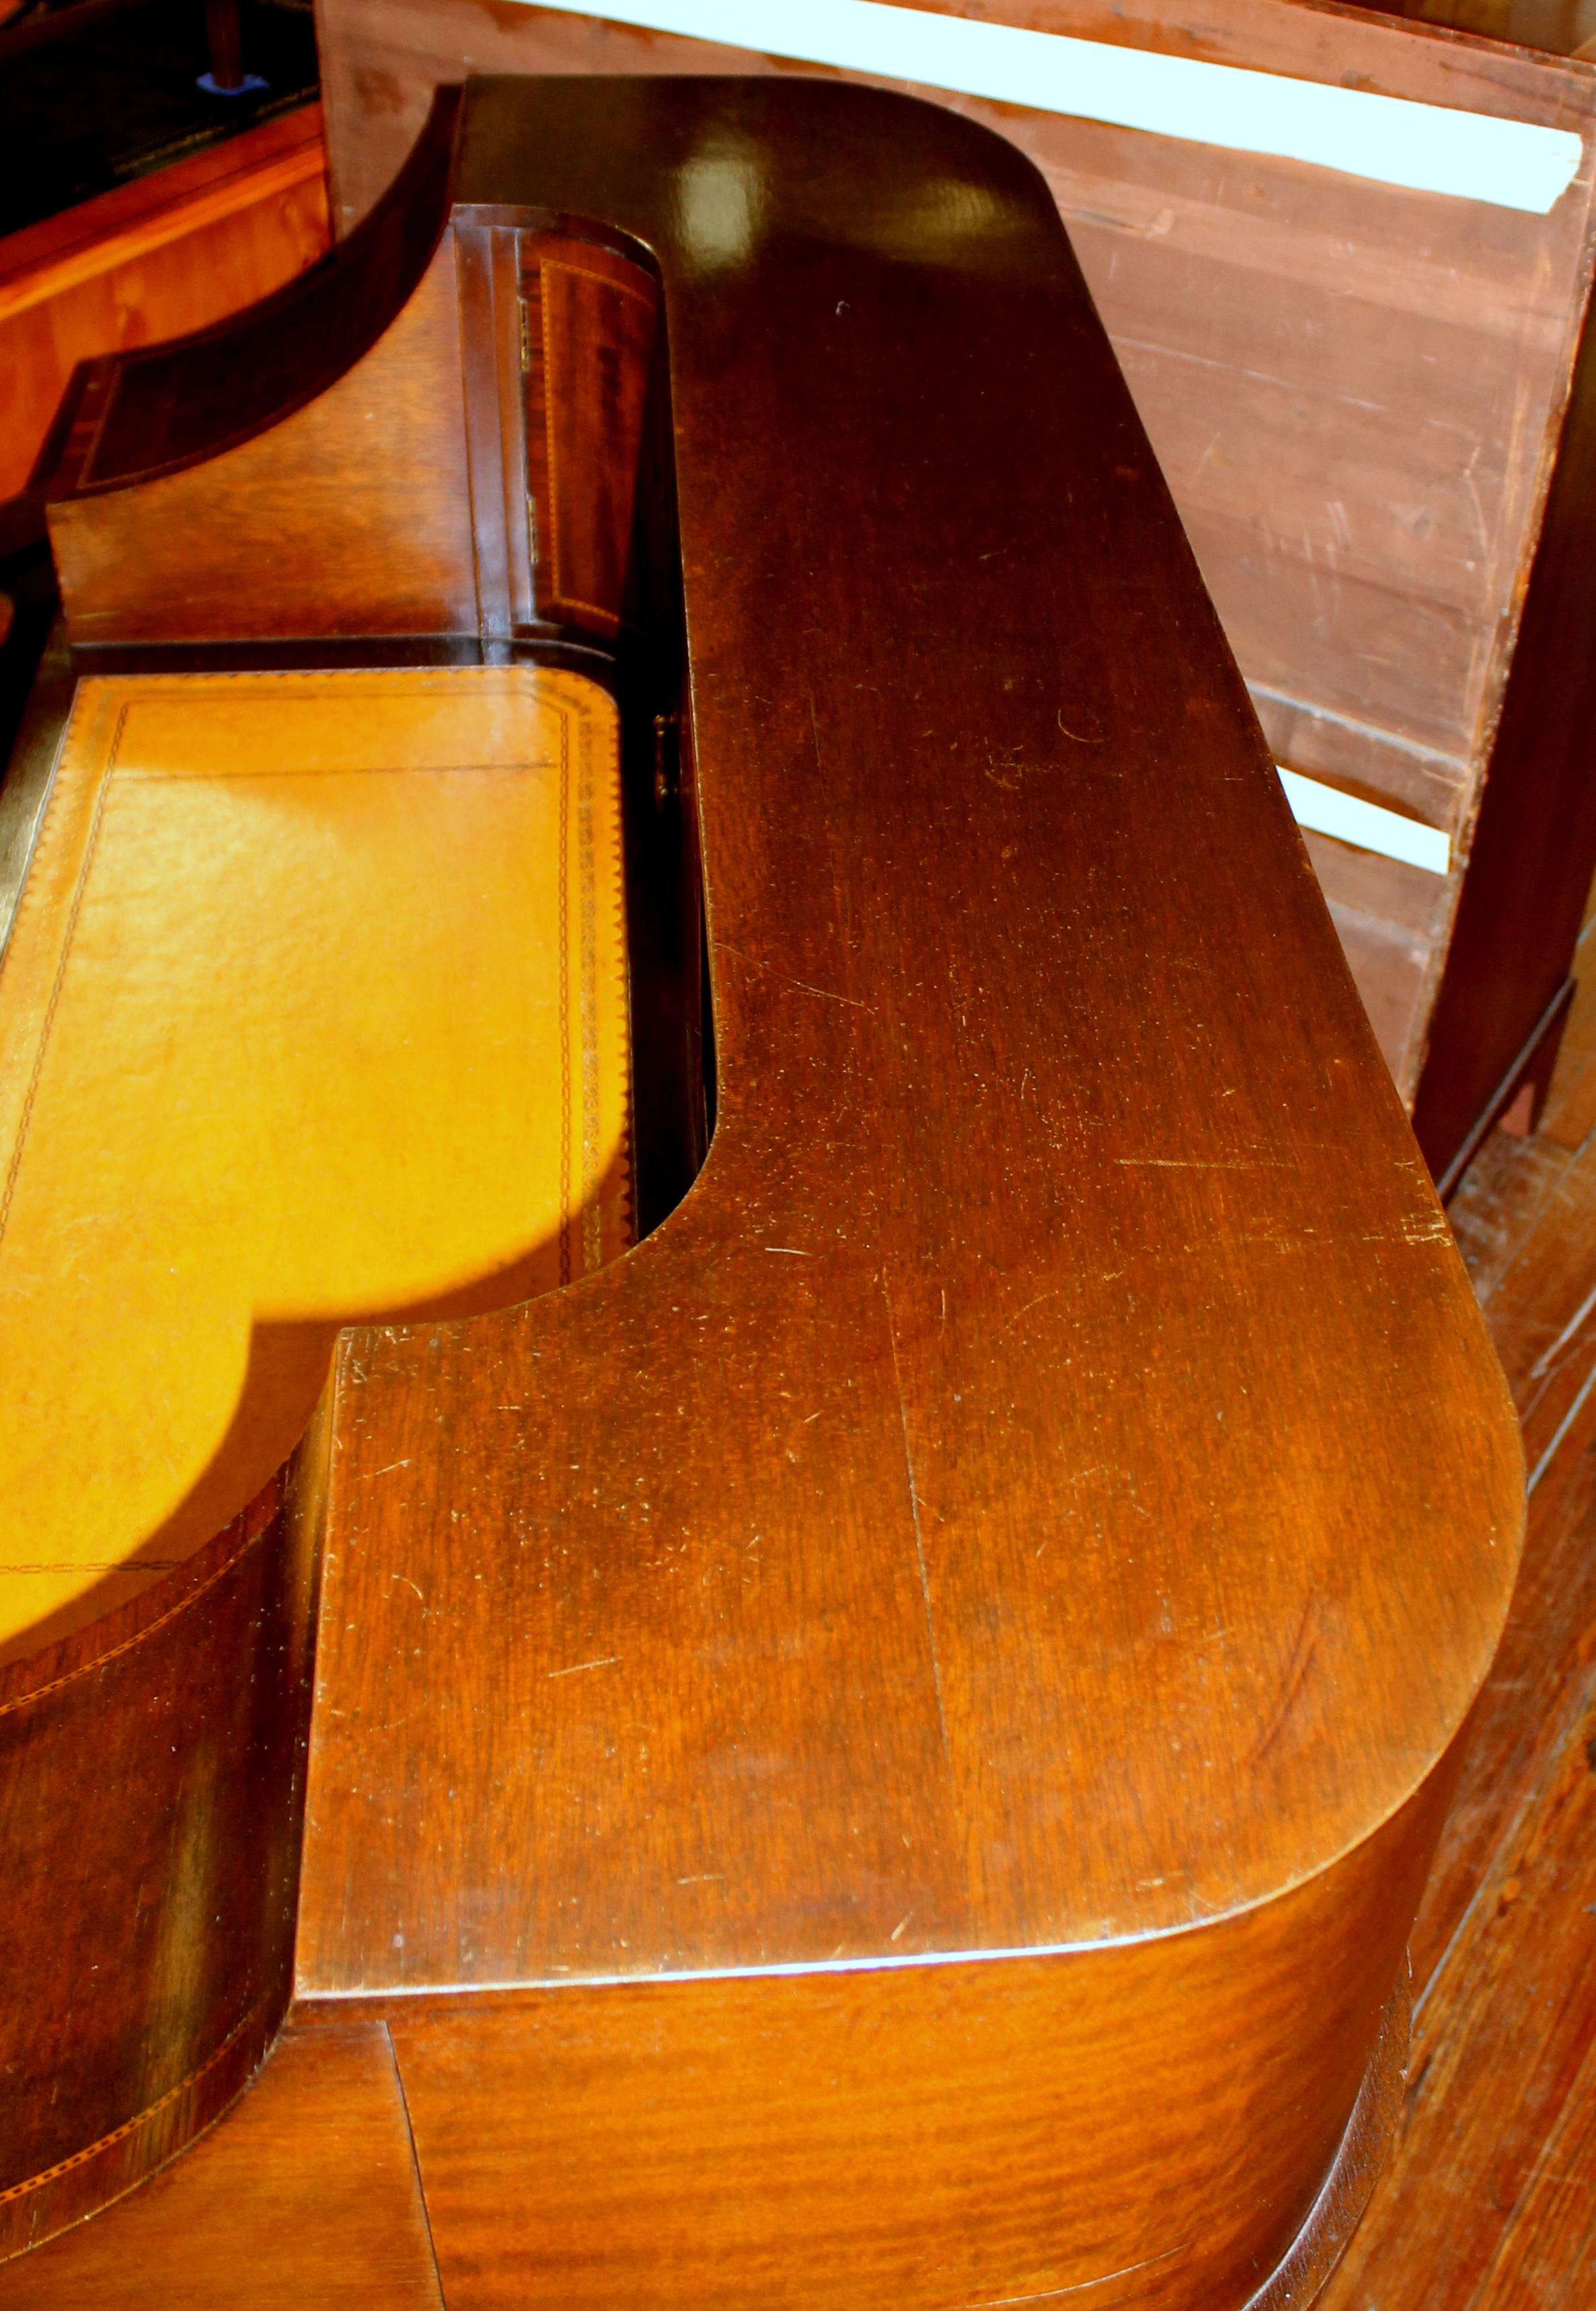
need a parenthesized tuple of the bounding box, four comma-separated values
(0, 76, 1521, 2309)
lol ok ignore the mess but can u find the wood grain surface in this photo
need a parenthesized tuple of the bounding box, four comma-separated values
(1306, 923, 1596, 2306)
(14, 928, 1596, 2296)
(46, 96, 474, 648)
(0, 106, 329, 512)
(523, 237, 658, 637)
(1, 2019, 443, 2308)
(308, 0, 1596, 1164)
(0, 1438, 321, 2257)
(22, 1045, 1596, 2302)
(3, 71, 1529, 2303)
(1412, 269, 1596, 1183)
(281, 75, 1521, 1990)
(374, 1829, 1433, 2311)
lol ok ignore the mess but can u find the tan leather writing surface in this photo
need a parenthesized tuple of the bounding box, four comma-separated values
(0, 665, 629, 1655)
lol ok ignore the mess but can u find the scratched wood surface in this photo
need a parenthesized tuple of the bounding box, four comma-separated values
(11, 924, 1596, 2305)
(7, 1046, 1594, 2305)
(284, 79, 1515, 2306)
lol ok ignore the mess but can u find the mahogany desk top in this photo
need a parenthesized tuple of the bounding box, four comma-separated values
(291, 77, 1521, 1978)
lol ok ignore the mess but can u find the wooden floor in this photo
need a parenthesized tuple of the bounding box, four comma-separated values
(1320, 914, 1596, 2311)
(7, 940, 1596, 2300)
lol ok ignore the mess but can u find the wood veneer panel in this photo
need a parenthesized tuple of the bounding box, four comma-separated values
(50, 244, 476, 644)
(0, 106, 330, 508)
(2, 74, 1527, 2292)
(1, 2019, 444, 2307)
(0, 1447, 320, 2256)
(45, 95, 476, 646)
(385, 1785, 1441, 2311)
(523, 238, 659, 636)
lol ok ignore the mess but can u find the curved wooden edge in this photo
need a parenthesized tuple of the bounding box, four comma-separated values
(1241, 1963, 1409, 2311)
(0, 1389, 332, 2255)
(0, 1470, 281, 1702)
(0, 70, 1512, 2284)
(44, 83, 459, 502)
(0, 1760, 1425, 2287)
(282, 1798, 1429, 2310)
(0, 1998, 280, 2263)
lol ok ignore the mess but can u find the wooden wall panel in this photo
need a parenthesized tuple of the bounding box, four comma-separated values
(313, 0, 1596, 237)
(1301, 831, 1460, 1091)
(1412, 252, 1596, 1173)
(1007, 103, 1581, 786)
(1338, 0, 1596, 54)
(0, 106, 330, 510)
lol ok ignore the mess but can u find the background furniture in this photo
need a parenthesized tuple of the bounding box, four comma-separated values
(311, 0, 1596, 1192)
(0, 104, 329, 548)
(0, 0, 319, 237)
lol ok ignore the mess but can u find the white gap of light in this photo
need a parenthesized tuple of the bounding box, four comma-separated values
(513, 0, 1583, 212)
(1279, 767, 1451, 876)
